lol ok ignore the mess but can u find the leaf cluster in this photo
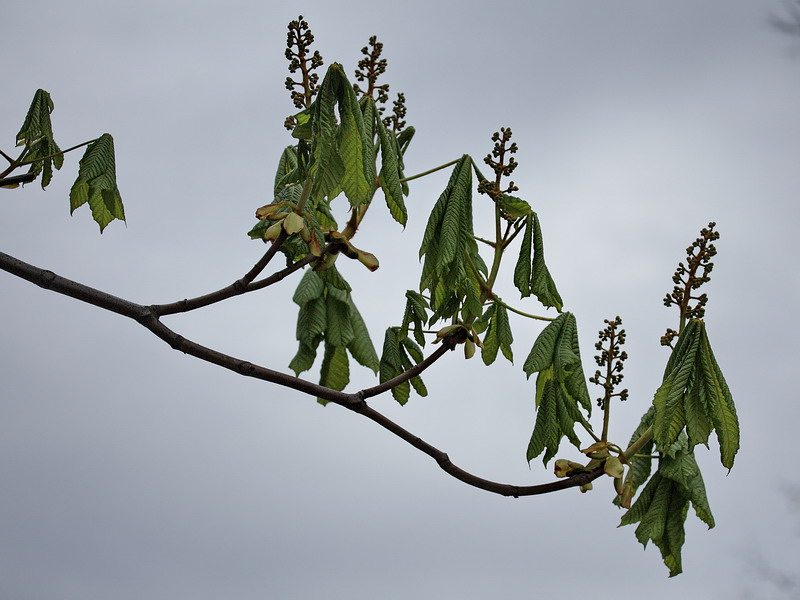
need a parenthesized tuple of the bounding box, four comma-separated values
(4, 89, 126, 232)
(620, 433, 714, 577)
(289, 268, 379, 403)
(522, 312, 592, 464)
(652, 319, 739, 470)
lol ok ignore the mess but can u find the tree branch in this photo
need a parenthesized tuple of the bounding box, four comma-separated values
(0, 249, 604, 497)
(0, 172, 36, 187)
(152, 231, 306, 316)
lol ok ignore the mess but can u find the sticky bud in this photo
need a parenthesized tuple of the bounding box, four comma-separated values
(580, 482, 593, 493)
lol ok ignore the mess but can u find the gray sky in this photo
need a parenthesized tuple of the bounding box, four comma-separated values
(2, 1, 799, 598)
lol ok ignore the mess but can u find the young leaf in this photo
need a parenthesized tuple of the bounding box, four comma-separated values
(513, 213, 563, 310)
(523, 313, 592, 464)
(419, 155, 485, 323)
(481, 302, 513, 365)
(336, 65, 375, 207)
(15, 89, 63, 189)
(68, 134, 126, 232)
(379, 327, 427, 405)
(318, 342, 350, 405)
(652, 320, 740, 469)
(401, 290, 429, 346)
(274, 145, 299, 195)
(619, 433, 714, 577)
(531, 214, 563, 311)
(375, 103, 407, 225)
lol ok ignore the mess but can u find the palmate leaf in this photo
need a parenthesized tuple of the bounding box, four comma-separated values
(289, 269, 379, 401)
(513, 213, 563, 310)
(481, 302, 513, 365)
(15, 89, 63, 189)
(379, 327, 428, 405)
(69, 134, 126, 232)
(418, 155, 485, 323)
(523, 312, 592, 464)
(308, 63, 375, 207)
(652, 320, 740, 469)
(619, 433, 714, 577)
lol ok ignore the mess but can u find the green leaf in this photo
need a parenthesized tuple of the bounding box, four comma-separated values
(619, 433, 714, 577)
(309, 67, 344, 200)
(613, 407, 655, 507)
(379, 328, 427, 405)
(15, 89, 63, 189)
(513, 214, 533, 297)
(401, 290, 429, 346)
(531, 214, 563, 311)
(376, 105, 407, 226)
(68, 134, 126, 232)
(336, 65, 375, 207)
(699, 327, 740, 470)
(523, 312, 592, 464)
(512, 213, 563, 311)
(318, 343, 350, 404)
(345, 296, 380, 372)
(652, 320, 739, 469)
(308, 64, 375, 207)
(274, 145, 299, 195)
(292, 269, 325, 306)
(481, 302, 513, 365)
(289, 269, 378, 383)
(419, 155, 482, 323)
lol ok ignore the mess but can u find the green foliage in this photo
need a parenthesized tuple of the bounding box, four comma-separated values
(5, 90, 127, 231)
(401, 290, 429, 347)
(619, 433, 714, 577)
(523, 312, 592, 464)
(69, 134, 126, 232)
(652, 319, 739, 470)
(15, 89, 63, 189)
(309, 63, 376, 206)
(379, 327, 428, 405)
(419, 155, 486, 323)
(513, 213, 563, 310)
(1, 18, 739, 580)
(289, 268, 379, 403)
(480, 302, 514, 366)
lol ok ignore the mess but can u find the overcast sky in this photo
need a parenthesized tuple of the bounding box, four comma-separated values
(2, 1, 799, 599)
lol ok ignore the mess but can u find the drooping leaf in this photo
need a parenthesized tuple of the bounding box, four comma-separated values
(652, 320, 739, 469)
(379, 327, 427, 405)
(68, 134, 125, 232)
(15, 89, 63, 189)
(401, 290, 429, 346)
(619, 433, 714, 577)
(288, 269, 379, 385)
(512, 213, 563, 311)
(375, 105, 407, 226)
(481, 302, 513, 365)
(346, 298, 380, 372)
(613, 407, 655, 507)
(531, 214, 563, 311)
(336, 65, 375, 207)
(523, 312, 592, 464)
(308, 64, 375, 207)
(317, 342, 350, 405)
(419, 155, 485, 324)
